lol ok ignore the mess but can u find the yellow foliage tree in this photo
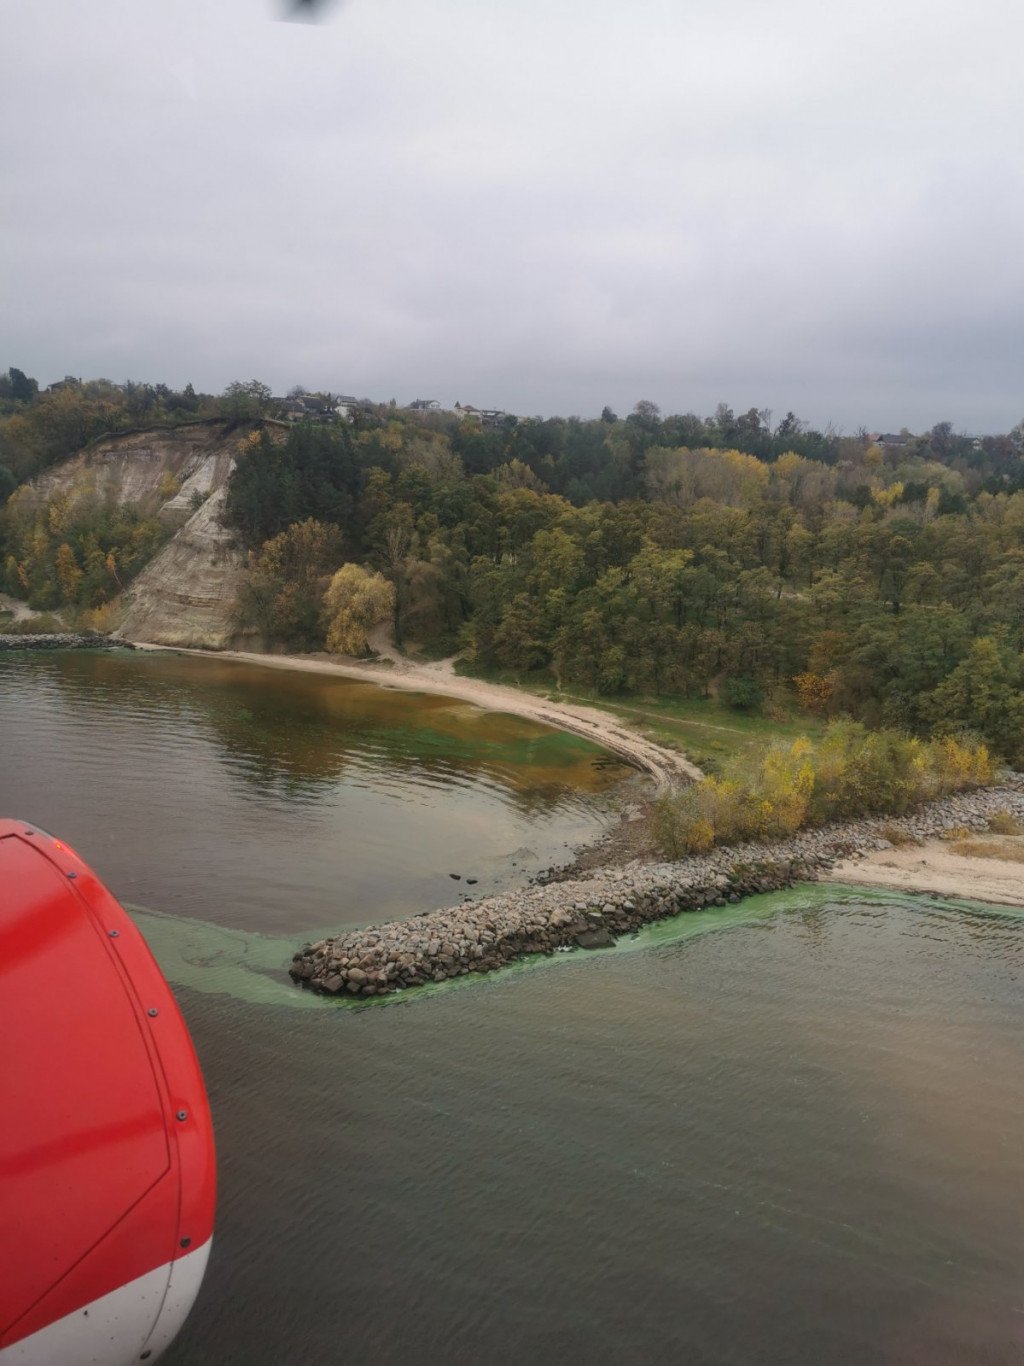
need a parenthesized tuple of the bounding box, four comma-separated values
(324, 563, 396, 656)
(54, 543, 83, 602)
(870, 481, 904, 507)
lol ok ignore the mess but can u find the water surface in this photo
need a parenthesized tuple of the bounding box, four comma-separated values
(157, 888, 1023, 1366)
(0, 649, 625, 930)
(2, 651, 1021, 1364)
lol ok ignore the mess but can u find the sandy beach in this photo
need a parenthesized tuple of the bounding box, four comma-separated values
(832, 840, 1024, 907)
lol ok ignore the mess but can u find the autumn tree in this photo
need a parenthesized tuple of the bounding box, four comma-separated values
(235, 518, 344, 649)
(324, 564, 395, 656)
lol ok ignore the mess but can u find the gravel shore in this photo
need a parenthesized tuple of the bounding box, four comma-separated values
(290, 777, 1024, 998)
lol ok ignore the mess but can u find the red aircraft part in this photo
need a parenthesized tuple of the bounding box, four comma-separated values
(0, 820, 215, 1365)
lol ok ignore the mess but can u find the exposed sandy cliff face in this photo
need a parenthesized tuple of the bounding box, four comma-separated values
(18, 422, 250, 648)
(116, 485, 247, 648)
(17, 422, 239, 523)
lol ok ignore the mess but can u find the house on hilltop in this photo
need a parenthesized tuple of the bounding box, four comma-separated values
(869, 432, 912, 449)
(454, 401, 516, 428)
(275, 394, 340, 423)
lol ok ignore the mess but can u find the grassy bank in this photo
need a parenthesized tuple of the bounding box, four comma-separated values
(451, 660, 824, 780)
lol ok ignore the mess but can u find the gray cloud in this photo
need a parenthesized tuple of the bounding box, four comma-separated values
(2, 0, 1022, 431)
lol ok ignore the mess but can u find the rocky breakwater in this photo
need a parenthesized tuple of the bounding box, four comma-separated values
(290, 779, 1024, 999)
(0, 632, 130, 651)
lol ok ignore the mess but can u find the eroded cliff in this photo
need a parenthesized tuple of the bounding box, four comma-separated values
(116, 485, 247, 648)
(15, 421, 250, 647)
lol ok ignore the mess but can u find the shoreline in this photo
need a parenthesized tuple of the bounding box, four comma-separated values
(10, 633, 1021, 942)
(831, 840, 1024, 906)
(131, 641, 702, 794)
(290, 780, 1024, 997)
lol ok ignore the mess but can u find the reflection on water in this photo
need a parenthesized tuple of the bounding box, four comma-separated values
(156, 891, 1023, 1366)
(0, 650, 626, 932)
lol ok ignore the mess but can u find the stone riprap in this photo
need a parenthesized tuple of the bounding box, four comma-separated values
(0, 632, 130, 651)
(291, 778, 1024, 998)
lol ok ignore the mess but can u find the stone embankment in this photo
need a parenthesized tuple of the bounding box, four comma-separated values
(0, 632, 130, 651)
(291, 778, 1024, 998)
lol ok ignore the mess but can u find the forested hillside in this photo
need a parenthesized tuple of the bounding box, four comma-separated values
(2, 369, 1022, 767)
(221, 402, 1024, 767)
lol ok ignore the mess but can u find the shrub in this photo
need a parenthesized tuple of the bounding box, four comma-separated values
(720, 674, 764, 712)
(3, 612, 66, 633)
(988, 808, 1024, 835)
(80, 601, 120, 634)
(652, 722, 996, 857)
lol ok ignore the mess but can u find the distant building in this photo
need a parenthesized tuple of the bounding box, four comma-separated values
(454, 401, 516, 429)
(406, 398, 441, 412)
(275, 394, 339, 423)
(869, 432, 912, 449)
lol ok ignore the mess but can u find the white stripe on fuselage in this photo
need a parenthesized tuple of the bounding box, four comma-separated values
(0, 1238, 211, 1366)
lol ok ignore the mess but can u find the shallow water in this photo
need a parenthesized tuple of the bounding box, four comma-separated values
(0, 649, 625, 930)
(3, 652, 1022, 1364)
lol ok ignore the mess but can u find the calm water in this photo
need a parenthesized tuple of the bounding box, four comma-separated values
(2, 651, 1022, 1364)
(0, 650, 626, 930)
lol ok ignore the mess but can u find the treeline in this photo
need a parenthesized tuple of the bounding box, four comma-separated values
(4, 364, 1023, 499)
(221, 409, 1024, 766)
(0, 371, 283, 486)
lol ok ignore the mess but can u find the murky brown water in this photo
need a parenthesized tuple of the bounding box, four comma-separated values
(0, 649, 626, 931)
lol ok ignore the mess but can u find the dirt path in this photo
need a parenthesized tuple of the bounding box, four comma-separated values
(134, 641, 702, 793)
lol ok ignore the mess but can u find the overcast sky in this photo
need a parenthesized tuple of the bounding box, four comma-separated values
(2, 0, 1022, 432)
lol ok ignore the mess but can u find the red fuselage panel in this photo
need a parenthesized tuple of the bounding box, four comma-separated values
(0, 823, 215, 1350)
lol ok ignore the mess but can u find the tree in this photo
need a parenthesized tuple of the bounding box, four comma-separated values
(235, 518, 344, 649)
(926, 637, 1024, 764)
(54, 543, 83, 601)
(3, 368, 38, 404)
(221, 380, 272, 422)
(324, 563, 395, 655)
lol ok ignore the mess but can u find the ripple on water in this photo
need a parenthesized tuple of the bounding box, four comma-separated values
(151, 893, 1024, 1366)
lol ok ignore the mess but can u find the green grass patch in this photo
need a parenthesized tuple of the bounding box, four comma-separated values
(559, 694, 827, 780)
(449, 659, 824, 779)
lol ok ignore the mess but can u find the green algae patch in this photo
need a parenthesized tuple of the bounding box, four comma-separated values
(127, 905, 331, 1010)
(131, 883, 1023, 1014)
